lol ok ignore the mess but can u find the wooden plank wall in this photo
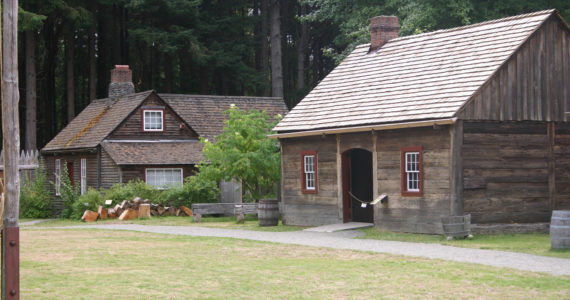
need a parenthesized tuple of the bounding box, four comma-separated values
(109, 94, 197, 140)
(462, 121, 551, 223)
(118, 165, 195, 185)
(100, 148, 120, 189)
(459, 17, 569, 122)
(374, 126, 451, 234)
(280, 135, 341, 226)
(555, 122, 570, 210)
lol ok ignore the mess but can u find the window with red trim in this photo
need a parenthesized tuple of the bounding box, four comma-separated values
(301, 151, 318, 194)
(401, 146, 423, 196)
(143, 109, 164, 131)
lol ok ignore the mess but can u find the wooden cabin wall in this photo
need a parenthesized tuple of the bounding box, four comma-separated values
(108, 94, 197, 140)
(374, 126, 451, 234)
(462, 121, 552, 223)
(280, 135, 341, 226)
(555, 122, 570, 210)
(100, 148, 121, 189)
(458, 16, 569, 122)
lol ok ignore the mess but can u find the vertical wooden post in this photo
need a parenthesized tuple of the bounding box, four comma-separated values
(372, 131, 378, 219)
(449, 121, 463, 216)
(336, 134, 342, 219)
(1, 0, 21, 299)
(547, 122, 556, 211)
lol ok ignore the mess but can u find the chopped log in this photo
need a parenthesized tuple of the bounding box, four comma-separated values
(114, 204, 123, 217)
(180, 206, 193, 217)
(150, 210, 158, 216)
(104, 199, 113, 206)
(132, 197, 141, 204)
(193, 214, 202, 222)
(176, 208, 182, 216)
(108, 208, 117, 218)
(157, 206, 166, 216)
(130, 203, 139, 210)
(168, 206, 176, 216)
(119, 200, 128, 210)
(119, 208, 138, 221)
(81, 210, 99, 222)
(138, 204, 151, 219)
(143, 199, 150, 204)
(98, 206, 108, 219)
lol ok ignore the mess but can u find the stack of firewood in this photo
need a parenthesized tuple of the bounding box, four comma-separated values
(80, 197, 193, 222)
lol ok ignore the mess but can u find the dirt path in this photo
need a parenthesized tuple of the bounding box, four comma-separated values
(53, 224, 570, 276)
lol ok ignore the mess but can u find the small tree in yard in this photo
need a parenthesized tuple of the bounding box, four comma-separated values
(199, 105, 282, 202)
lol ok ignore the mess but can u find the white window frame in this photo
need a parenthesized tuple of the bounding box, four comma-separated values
(304, 155, 315, 191)
(405, 152, 420, 192)
(55, 159, 61, 196)
(145, 168, 183, 189)
(143, 109, 164, 131)
(80, 158, 87, 195)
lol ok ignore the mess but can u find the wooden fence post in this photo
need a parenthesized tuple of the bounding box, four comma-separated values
(1, 0, 21, 298)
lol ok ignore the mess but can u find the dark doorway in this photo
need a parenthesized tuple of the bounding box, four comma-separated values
(342, 148, 373, 223)
(66, 161, 74, 186)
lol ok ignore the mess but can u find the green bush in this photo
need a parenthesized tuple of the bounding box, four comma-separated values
(20, 166, 53, 218)
(103, 180, 160, 204)
(157, 173, 220, 207)
(72, 188, 105, 219)
(58, 165, 80, 219)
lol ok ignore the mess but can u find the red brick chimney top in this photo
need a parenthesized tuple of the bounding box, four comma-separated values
(110, 65, 132, 83)
(369, 16, 400, 52)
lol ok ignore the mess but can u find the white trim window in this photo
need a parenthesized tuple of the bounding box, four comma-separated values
(405, 152, 420, 192)
(80, 158, 87, 195)
(143, 110, 163, 131)
(304, 155, 315, 190)
(55, 159, 61, 196)
(145, 168, 183, 188)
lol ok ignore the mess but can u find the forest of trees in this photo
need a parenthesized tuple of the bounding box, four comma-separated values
(10, 0, 570, 150)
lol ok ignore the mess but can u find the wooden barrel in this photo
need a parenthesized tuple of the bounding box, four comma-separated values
(258, 199, 279, 226)
(441, 214, 471, 239)
(550, 210, 570, 249)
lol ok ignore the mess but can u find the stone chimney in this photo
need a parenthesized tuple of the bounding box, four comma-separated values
(108, 65, 135, 98)
(369, 16, 400, 52)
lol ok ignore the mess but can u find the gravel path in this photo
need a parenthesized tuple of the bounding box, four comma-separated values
(53, 224, 570, 276)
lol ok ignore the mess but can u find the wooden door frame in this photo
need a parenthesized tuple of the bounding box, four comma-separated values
(342, 151, 352, 222)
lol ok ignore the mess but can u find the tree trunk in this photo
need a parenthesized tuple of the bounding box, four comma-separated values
(25, 30, 37, 150)
(88, 24, 97, 101)
(270, 0, 283, 98)
(164, 53, 172, 93)
(261, 0, 270, 96)
(66, 33, 75, 123)
(296, 4, 309, 92)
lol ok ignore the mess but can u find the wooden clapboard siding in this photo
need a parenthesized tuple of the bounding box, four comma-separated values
(374, 126, 451, 234)
(108, 93, 197, 140)
(462, 121, 552, 223)
(458, 16, 570, 121)
(280, 135, 341, 225)
(100, 148, 120, 189)
(118, 165, 196, 184)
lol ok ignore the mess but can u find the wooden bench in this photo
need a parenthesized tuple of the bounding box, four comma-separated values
(191, 203, 258, 222)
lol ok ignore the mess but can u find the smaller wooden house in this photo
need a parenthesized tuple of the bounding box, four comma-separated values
(42, 65, 287, 210)
(271, 10, 570, 233)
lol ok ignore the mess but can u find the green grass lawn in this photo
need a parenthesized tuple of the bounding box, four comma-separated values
(22, 215, 306, 232)
(19, 228, 570, 299)
(359, 227, 570, 259)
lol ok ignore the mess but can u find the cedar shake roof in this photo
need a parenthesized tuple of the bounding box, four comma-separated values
(160, 94, 288, 140)
(274, 10, 556, 132)
(101, 141, 204, 165)
(42, 91, 153, 151)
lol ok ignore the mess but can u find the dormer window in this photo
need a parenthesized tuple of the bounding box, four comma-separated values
(143, 109, 164, 131)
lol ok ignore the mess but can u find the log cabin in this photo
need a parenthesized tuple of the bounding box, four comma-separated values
(41, 65, 287, 211)
(271, 10, 570, 234)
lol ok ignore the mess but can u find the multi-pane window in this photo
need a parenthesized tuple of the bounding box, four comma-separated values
(405, 152, 420, 191)
(55, 159, 61, 196)
(145, 168, 183, 188)
(401, 146, 422, 196)
(143, 110, 163, 131)
(301, 151, 318, 194)
(80, 158, 87, 195)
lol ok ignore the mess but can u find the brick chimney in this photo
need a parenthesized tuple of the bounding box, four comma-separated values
(108, 65, 135, 98)
(369, 16, 400, 52)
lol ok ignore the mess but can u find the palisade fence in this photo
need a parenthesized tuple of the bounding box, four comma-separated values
(0, 149, 40, 182)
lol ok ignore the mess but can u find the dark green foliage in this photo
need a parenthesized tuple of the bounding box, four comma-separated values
(20, 166, 53, 218)
(58, 164, 80, 219)
(103, 180, 160, 204)
(157, 174, 220, 207)
(72, 188, 105, 219)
